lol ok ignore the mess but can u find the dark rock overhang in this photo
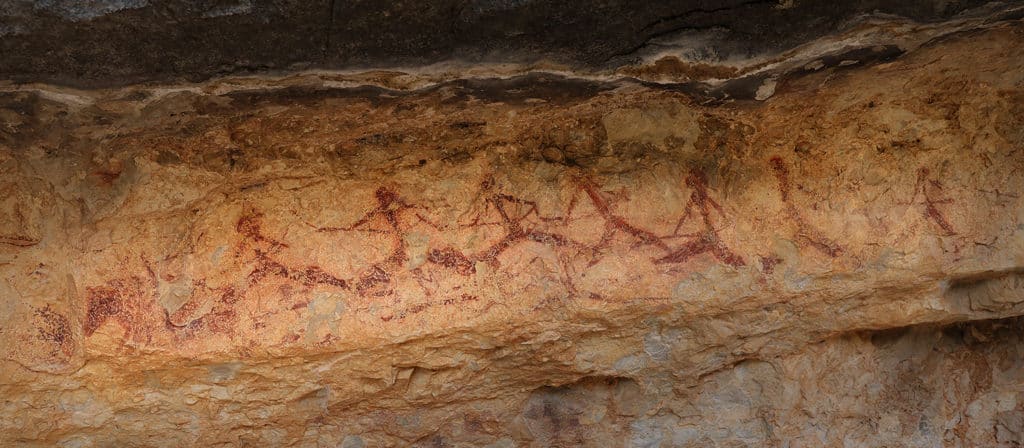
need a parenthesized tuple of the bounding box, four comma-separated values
(2, 0, 1022, 87)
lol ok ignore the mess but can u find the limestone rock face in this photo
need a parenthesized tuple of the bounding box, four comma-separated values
(1, 16, 1024, 448)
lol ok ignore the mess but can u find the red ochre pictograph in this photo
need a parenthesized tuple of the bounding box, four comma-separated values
(82, 161, 849, 335)
(769, 157, 842, 257)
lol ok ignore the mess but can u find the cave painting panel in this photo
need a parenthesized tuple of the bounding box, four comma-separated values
(80, 161, 848, 343)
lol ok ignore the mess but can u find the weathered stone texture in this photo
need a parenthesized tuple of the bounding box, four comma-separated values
(0, 0, 1010, 86)
(0, 19, 1022, 448)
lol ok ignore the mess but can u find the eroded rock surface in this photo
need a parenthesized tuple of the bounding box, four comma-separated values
(2, 0, 1022, 86)
(1, 17, 1023, 448)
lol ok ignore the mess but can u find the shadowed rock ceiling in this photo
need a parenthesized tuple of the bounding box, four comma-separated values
(0, 0, 1018, 85)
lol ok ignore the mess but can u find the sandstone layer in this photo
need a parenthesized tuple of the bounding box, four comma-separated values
(1, 16, 1024, 448)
